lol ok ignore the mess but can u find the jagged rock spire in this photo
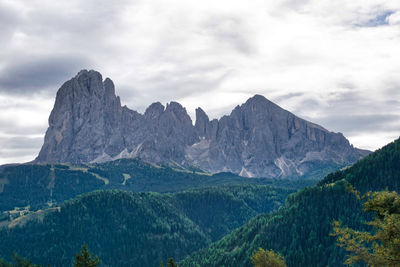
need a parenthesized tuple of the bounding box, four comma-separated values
(36, 70, 369, 178)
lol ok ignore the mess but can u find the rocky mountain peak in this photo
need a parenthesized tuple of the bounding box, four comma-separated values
(241, 94, 279, 114)
(246, 94, 270, 104)
(145, 102, 165, 119)
(104, 78, 116, 96)
(54, 69, 117, 105)
(195, 107, 209, 122)
(166, 101, 186, 113)
(37, 70, 370, 178)
(195, 107, 211, 138)
(164, 101, 193, 125)
(37, 70, 123, 163)
(74, 69, 104, 95)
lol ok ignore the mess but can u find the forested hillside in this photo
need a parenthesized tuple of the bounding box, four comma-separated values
(180, 137, 400, 267)
(166, 185, 290, 242)
(0, 158, 316, 213)
(318, 137, 400, 190)
(0, 185, 293, 266)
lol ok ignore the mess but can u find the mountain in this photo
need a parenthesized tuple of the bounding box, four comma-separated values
(2, 137, 396, 267)
(35, 69, 368, 178)
(0, 158, 314, 213)
(180, 137, 400, 267)
(0, 185, 293, 266)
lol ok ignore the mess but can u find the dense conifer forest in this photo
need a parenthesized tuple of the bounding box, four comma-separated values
(180, 138, 400, 267)
(1, 138, 398, 266)
(0, 185, 293, 266)
(0, 159, 316, 212)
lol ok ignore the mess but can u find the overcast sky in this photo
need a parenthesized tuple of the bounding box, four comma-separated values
(1, 0, 400, 164)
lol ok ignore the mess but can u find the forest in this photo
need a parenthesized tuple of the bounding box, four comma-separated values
(0, 158, 316, 212)
(1, 138, 399, 266)
(0, 185, 293, 266)
(180, 138, 400, 266)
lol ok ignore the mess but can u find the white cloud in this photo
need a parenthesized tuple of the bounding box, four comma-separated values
(0, 0, 400, 164)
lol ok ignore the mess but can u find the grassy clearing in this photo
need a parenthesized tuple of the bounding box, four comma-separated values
(68, 166, 109, 185)
(7, 207, 60, 228)
(122, 173, 131, 186)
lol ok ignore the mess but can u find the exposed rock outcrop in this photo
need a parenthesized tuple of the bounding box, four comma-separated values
(36, 70, 369, 178)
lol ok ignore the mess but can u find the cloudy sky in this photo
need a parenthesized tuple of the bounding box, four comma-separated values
(1, 0, 400, 164)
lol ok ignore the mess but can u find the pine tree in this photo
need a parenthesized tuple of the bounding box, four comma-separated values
(167, 258, 178, 267)
(74, 244, 100, 267)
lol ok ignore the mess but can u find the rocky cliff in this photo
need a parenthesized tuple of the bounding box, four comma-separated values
(36, 70, 369, 178)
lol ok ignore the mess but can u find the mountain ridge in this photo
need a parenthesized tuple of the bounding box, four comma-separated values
(180, 137, 400, 267)
(35, 69, 369, 178)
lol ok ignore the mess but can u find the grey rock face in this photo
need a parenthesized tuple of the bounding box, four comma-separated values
(36, 70, 369, 178)
(37, 70, 124, 163)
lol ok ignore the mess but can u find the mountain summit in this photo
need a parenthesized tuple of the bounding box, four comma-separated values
(36, 70, 369, 178)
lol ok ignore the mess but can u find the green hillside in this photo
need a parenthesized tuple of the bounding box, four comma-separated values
(180, 137, 400, 267)
(318, 138, 400, 190)
(0, 158, 316, 213)
(166, 185, 290, 242)
(0, 185, 293, 267)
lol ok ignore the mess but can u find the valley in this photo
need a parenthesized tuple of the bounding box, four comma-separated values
(1, 137, 399, 266)
(1, 2, 399, 266)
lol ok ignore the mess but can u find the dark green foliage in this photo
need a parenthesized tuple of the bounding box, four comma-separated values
(0, 190, 207, 266)
(0, 213, 8, 221)
(74, 244, 100, 267)
(318, 137, 400, 191)
(180, 138, 400, 267)
(0, 258, 11, 267)
(0, 164, 103, 211)
(0, 159, 316, 213)
(0, 185, 292, 267)
(0, 165, 52, 211)
(167, 258, 178, 267)
(0, 254, 43, 267)
(181, 181, 366, 267)
(168, 185, 290, 241)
